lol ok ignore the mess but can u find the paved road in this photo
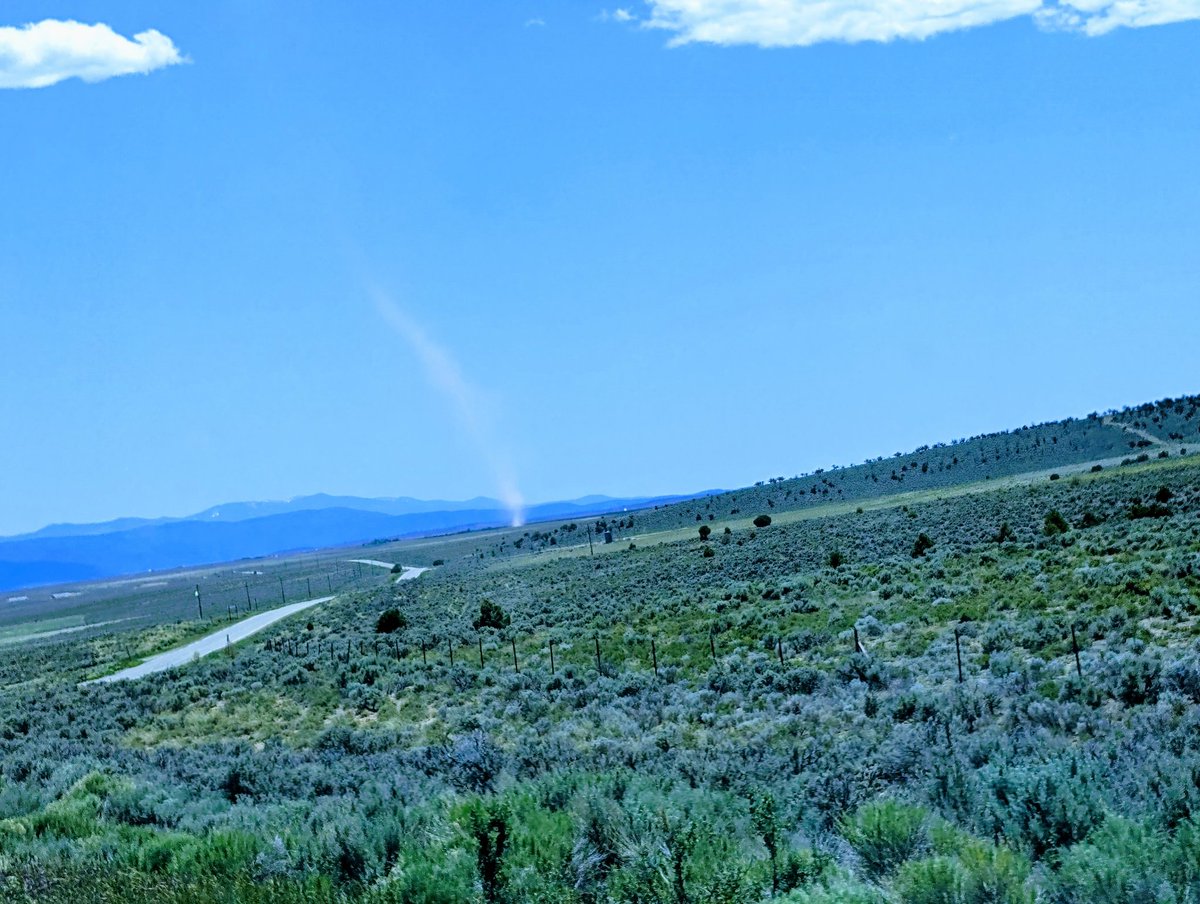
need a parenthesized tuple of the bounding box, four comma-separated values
(395, 566, 429, 583)
(86, 596, 334, 684)
(347, 558, 396, 569)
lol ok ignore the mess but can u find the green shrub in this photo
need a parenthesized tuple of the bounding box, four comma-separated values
(912, 534, 934, 558)
(754, 515, 772, 528)
(840, 800, 927, 877)
(777, 878, 888, 903)
(1043, 510, 1070, 536)
(474, 600, 510, 631)
(895, 856, 966, 904)
(375, 608, 406, 634)
(365, 848, 475, 904)
(460, 799, 510, 904)
(1129, 502, 1172, 519)
(1050, 817, 1169, 904)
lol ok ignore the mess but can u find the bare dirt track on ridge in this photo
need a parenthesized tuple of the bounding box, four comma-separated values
(1104, 415, 1167, 447)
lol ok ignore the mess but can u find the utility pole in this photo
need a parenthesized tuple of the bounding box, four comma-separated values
(279, 576, 286, 605)
(194, 584, 203, 619)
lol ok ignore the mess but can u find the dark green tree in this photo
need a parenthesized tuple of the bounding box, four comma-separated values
(474, 599, 510, 631)
(1044, 510, 1070, 536)
(375, 608, 406, 634)
(911, 533, 934, 558)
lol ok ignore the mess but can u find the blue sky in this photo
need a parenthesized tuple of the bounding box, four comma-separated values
(1, 2, 1198, 536)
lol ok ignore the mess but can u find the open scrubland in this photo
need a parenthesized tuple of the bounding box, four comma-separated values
(3, 398, 1200, 902)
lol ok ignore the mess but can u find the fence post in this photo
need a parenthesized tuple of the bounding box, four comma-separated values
(479, 637, 485, 668)
(448, 638, 454, 667)
(511, 638, 519, 673)
(778, 637, 785, 666)
(594, 635, 601, 672)
(954, 628, 964, 683)
(549, 639, 555, 675)
(651, 638, 659, 678)
(1071, 624, 1082, 678)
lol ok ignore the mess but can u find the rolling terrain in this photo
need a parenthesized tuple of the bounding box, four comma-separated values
(0, 395, 1199, 902)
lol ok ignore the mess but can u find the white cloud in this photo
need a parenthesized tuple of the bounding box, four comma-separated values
(525, 17, 547, 27)
(0, 19, 183, 89)
(1040, 0, 1200, 35)
(631, 0, 1200, 46)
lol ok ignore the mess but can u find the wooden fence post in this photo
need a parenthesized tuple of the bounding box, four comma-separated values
(651, 638, 659, 678)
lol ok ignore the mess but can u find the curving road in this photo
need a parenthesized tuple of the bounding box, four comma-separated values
(395, 566, 428, 583)
(86, 596, 334, 684)
(346, 558, 396, 569)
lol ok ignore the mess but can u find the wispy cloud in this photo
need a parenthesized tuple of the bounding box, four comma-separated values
(525, 17, 547, 27)
(623, 0, 1199, 47)
(1038, 0, 1200, 35)
(599, 8, 638, 22)
(0, 19, 183, 89)
(372, 293, 527, 527)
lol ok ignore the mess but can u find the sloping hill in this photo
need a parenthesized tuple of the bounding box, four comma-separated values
(625, 396, 1197, 535)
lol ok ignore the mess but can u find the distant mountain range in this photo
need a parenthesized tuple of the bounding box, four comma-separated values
(0, 492, 717, 592)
